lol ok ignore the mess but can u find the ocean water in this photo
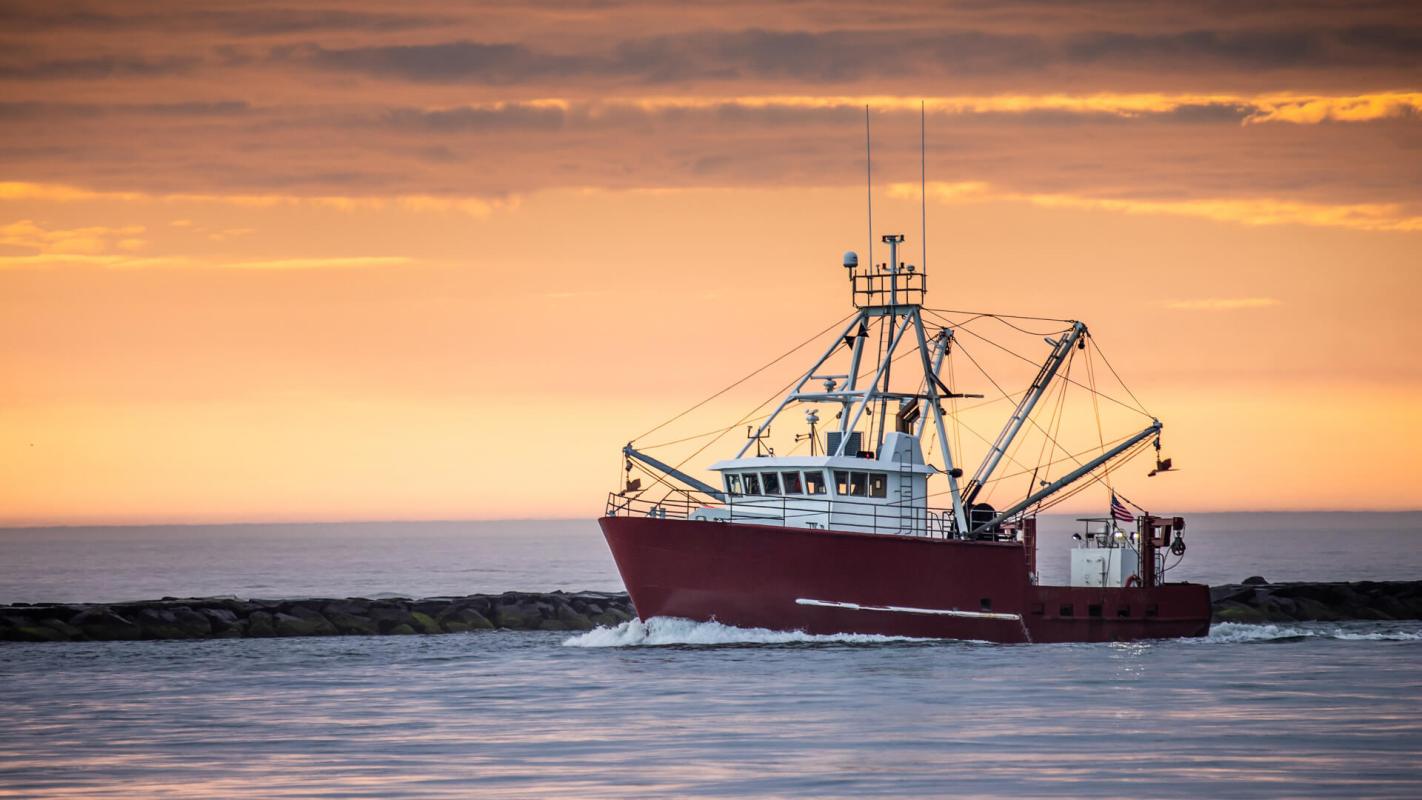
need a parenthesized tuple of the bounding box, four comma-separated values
(1, 512, 1419, 603)
(2, 513, 1420, 798)
(2, 621, 1420, 798)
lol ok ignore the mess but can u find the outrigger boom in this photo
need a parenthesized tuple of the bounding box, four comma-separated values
(622, 443, 726, 502)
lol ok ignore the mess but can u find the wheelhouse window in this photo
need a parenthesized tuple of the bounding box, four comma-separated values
(849, 471, 868, 497)
(726, 474, 743, 495)
(804, 471, 826, 495)
(760, 472, 781, 494)
(781, 471, 803, 494)
(835, 471, 868, 497)
(868, 473, 888, 498)
(743, 473, 761, 495)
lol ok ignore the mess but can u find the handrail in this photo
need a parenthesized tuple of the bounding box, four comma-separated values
(604, 490, 1030, 544)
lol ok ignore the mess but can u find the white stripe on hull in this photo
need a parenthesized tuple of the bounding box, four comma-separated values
(795, 597, 1023, 622)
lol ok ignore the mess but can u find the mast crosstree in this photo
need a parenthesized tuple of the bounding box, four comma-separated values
(733, 233, 972, 532)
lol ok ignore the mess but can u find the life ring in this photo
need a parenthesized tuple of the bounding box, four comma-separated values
(1124, 574, 1141, 588)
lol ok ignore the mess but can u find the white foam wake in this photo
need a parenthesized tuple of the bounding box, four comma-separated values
(562, 616, 923, 648)
(1203, 622, 1422, 643)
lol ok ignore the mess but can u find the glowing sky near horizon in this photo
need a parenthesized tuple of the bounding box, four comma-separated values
(1, 0, 1419, 524)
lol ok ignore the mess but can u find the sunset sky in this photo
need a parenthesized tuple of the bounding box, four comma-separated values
(2, 0, 1419, 524)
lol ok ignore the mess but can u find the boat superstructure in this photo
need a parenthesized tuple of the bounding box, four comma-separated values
(599, 231, 1210, 643)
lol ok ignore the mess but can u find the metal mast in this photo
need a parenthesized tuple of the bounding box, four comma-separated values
(734, 233, 970, 534)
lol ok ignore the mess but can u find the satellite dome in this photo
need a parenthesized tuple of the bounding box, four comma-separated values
(842, 251, 859, 268)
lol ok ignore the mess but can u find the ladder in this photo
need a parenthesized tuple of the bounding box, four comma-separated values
(897, 460, 916, 535)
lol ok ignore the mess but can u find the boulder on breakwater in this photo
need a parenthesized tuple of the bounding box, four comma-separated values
(0, 591, 634, 643)
(1210, 580, 1422, 623)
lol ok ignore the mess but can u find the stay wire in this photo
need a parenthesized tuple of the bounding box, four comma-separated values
(946, 318, 1153, 515)
(925, 430, 1137, 499)
(627, 363, 811, 500)
(1025, 349, 1073, 507)
(922, 307, 1076, 325)
(950, 340, 1052, 479)
(1088, 333, 1152, 417)
(1026, 438, 1155, 515)
(631, 311, 855, 445)
(946, 347, 963, 458)
(979, 346, 1063, 508)
(1085, 340, 1113, 495)
(951, 332, 1133, 513)
(640, 414, 771, 450)
(941, 311, 1076, 338)
(925, 310, 1150, 420)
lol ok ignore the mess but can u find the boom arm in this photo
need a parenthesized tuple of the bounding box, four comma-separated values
(974, 420, 1161, 532)
(623, 444, 727, 501)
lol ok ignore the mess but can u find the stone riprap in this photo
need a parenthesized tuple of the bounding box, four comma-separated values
(0, 591, 634, 643)
(3, 582, 1419, 642)
(1210, 580, 1422, 623)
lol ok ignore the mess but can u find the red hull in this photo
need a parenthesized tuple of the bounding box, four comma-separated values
(600, 515, 1210, 644)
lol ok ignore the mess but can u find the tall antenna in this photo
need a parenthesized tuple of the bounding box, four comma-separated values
(865, 105, 873, 270)
(920, 100, 927, 272)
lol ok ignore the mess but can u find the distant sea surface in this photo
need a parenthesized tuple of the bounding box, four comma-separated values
(1, 511, 1418, 603)
(3, 512, 1420, 799)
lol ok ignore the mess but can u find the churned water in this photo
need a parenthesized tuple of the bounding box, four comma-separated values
(2, 620, 1421, 798)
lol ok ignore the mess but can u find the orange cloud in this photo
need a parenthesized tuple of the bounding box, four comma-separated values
(526, 91, 1422, 124)
(0, 218, 146, 254)
(894, 181, 1422, 234)
(0, 253, 182, 269)
(0, 182, 508, 218)
(1025, 194, 1422, 233)
(1243, 92, 1422, 125)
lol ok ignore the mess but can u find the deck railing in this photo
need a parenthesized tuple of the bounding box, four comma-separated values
(604, 490, 1025, 542)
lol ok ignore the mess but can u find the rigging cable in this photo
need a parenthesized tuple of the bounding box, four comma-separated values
(1084, 337, 1113, 496)
(951, 340, 1052, 480)
(1025, 437, 1157, 515)
(945, 338, 963, 460)
(925, 309, 1150, 420)
(922, 307, 1075, 325)
(640, 414, 772, 451)
(649, 336, 853, 492)
(926, 310, 1159, 520)
(925, 430, 1139, 499)
(1087, 332, 1152, 417)
(939, 312, 1076, 338)
(1024, 348, 1074, 509)
(630, 311, 855, 444)
(954, 338, 1093, 482)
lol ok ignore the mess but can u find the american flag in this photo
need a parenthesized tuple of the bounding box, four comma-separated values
(1111, 493, 1134, 524)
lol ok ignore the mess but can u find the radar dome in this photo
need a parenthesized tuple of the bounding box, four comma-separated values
(842, 251, 859, 268)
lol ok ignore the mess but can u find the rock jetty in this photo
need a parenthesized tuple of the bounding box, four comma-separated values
(2, 582, 1418, 642)
(0, 591, 634, 643)
(1211, 579, 1422, 623)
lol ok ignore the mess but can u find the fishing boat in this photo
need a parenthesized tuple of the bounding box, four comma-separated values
(599, 229, 1210, 644)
